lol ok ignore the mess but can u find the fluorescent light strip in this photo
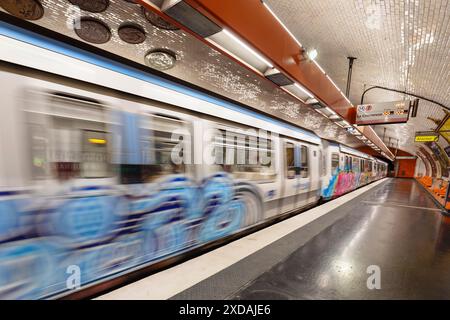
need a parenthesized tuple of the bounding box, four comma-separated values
(294, 83, 314, 99)
(325, 106, 336, 115)
(326, 74, 341, 91)
(262, 2, 302, 48)
(263, 1, 356, 112)
(223, 29, 273, 68)
(315, 67, 353, 106)
(262, 1, 358, 130)
(339, 90, 352, 104)
(315, 109, 327, 117)
(313, 60, 326, 75)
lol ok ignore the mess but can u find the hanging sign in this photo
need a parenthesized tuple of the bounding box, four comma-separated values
(356, 100, 411, 125)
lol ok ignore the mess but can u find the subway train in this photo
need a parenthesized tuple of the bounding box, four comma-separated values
(0, 25, 387, 299)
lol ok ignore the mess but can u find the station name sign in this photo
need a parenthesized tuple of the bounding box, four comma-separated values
(356, 100, 410, 125)
(415, 131, 439, 142)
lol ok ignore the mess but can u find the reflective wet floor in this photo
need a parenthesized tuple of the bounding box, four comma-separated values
(232, 179, 450, 299)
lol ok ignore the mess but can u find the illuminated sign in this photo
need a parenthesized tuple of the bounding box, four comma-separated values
(415, 132, 439, 142)
(438, 117, 450, 143)
(88, 138, 107, 144)
(356, 100, 410, 125)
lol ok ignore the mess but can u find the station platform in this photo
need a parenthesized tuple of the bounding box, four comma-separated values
(98, 178, 450, 300)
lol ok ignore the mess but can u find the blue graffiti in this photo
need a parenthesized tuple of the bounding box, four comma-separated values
(0, 173, 259, 299)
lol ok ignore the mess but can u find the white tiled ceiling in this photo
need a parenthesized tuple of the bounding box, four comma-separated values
(266, 0, 450, 155)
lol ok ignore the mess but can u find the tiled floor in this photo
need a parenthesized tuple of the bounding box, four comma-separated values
(232, 179, 450, 299)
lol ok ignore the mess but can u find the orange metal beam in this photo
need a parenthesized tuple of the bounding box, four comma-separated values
(137, 0, 394, 160)
(184, 0, 354, 121)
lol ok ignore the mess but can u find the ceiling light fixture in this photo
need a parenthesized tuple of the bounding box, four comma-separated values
(306, 48, 318, 61)
(305, 98, 320, 105)
(262, 0, 354, 112)
(223, 29, 273, 68)
(314, 109, 327, 117)
(313, 60, 326, 74)
(293, 83, 314, 99)
(262, 1, 302, 47)
(325, 107, 337, 115)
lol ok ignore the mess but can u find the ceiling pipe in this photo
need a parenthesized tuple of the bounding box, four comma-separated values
(360, 85, 448, 111)
(346, 57, 357, 98)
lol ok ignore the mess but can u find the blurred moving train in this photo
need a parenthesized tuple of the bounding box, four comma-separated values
(0, 23, 387, 299)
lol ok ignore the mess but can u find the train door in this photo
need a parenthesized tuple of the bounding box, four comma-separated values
(201, 120, 278, 223)
(318, 146, 328, 196)
(280, 139, 299, 213)
(308, 145, 321, 194)
(321, 144, 340, 200)
(296, 143, 313, 208)
(280, 139, 312, 213)
(352, 156, 360, 188)
(360, 159, 365, 185)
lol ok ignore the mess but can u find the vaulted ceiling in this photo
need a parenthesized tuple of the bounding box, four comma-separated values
(265, 0, 450, 156)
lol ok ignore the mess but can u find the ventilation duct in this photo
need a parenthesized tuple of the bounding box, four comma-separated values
(162, 0, 222, 38)
(264, 68, 294, 86)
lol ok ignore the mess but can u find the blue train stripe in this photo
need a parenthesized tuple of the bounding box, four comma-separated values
(0, 21, 321, 144)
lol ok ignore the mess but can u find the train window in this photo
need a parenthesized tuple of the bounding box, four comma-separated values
(300, 145, 309, 178)
(320, 150, 326, 176)
(352, 157, 359, 172)
(285, 142, 296, 179)
(28, 122, 51, 180)
(344, 156, 349, 172)
(50, 110, 112, 180)
(26, 93, 114, 181)
(214, 128, 275, 181)
(331, 153, 339, 173)
(120, 114, 189, 184)
(368, 161, 373, 172)
(360, 159, 365, 172)
(81, 129, 110, 178)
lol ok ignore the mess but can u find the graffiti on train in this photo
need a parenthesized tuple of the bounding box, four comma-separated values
(0, 173, 260, 299)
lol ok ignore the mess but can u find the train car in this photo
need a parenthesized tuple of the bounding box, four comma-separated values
(0, 23, 387, 299)
(321, 144, 387, 200)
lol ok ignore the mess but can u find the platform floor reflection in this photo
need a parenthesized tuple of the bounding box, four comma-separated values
(171, 179, 450, 300)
